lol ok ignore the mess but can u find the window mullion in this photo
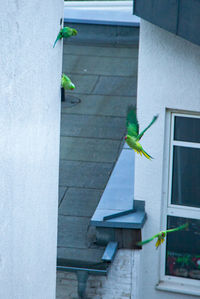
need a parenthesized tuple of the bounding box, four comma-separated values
(172, 140, 200, 149)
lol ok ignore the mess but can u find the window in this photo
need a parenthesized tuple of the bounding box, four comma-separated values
(160, 112, 200, 290)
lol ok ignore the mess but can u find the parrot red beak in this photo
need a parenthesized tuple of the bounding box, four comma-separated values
(124, 136, 127, 140)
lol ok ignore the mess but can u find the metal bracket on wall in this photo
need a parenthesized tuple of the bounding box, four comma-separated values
(61, 87, 81, 107)
(101, 241, 118, 262)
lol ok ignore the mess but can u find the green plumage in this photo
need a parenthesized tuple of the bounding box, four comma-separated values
(53, 26, 78, 48)
(61, 74, 75, 90)
(126, 106, 139, 137)
(125, 106, 158, 159)
(137, 223, 188, 249)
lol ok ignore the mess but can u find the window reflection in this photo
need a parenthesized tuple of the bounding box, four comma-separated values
(171, 146, 200, 208)
(174, 116, 200, 143)
(166, 216, 200, 280)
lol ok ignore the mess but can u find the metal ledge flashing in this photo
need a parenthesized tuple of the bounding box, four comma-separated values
(57, 265, 107, 276)
(64, 1, 140, 26)
(91, 200, 146, 229)
(91, 145, 146, 230)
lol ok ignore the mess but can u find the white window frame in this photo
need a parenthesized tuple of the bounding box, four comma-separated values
(158, 110, 200, 295)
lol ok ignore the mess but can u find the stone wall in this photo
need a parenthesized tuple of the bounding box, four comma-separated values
(56, 249, 140, 299)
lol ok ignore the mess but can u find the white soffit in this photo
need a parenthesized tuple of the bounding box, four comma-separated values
(64, 1, 140, 26)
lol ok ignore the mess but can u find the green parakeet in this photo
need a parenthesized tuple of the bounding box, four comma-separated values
(53, 26, 78, 48)
(137, 223, 188, 249)
(125, 106, 158, 159)
(61, 74, 75, 90)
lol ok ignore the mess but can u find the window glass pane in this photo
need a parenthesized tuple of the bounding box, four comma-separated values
(166, 216, 200, 280)
(174, 116, 200, 143)
(171, 146, 200, 208)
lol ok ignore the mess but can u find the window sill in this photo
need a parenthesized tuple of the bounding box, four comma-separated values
(64, 1, 140, 26)
(156, 281, 200, 297)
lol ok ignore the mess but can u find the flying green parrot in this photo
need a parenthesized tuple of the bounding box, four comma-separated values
(137, 223, 188, 249)
(61, 74, 75, 90)
(53, 26, 78, 48)
(125, 106, 158, 160)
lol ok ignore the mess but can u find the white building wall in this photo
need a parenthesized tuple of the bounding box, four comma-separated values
(0, 1, 63, 298)
(134, 20, 200, 299)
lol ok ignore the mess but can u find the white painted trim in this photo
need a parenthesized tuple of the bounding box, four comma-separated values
(164, 274, 200, 288)
(160, 110, 171, 284)
(167, 112, 174, 207)
(173, 112, 200, 119)
(167, 206, 200, 219)
(172, 140, 200, 149)
(156, 281, 200, 297)
(64, 1, 140, 26)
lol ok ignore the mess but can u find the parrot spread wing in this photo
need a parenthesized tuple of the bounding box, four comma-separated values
(165, 222, 188, 234)
(137, 114, 158, 140)
(137, 223, 188, 248)
(126, 106, 139, 137)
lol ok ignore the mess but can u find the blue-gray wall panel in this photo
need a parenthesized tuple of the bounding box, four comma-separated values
(134, 0, 200, 47)
(178, 0, 200, 46)
(134, 0, 178, 34)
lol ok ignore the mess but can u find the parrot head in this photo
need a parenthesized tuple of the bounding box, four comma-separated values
(72, 29, 78, 36)
(69, 83, 75, 90)
(125, 135, 131, 142)
(125, 135, 132, 144)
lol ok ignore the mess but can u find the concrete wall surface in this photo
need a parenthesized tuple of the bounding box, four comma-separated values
(0, 1, 63, 298)
(56, 249, 140, 299)
(134, 20, 200, 299)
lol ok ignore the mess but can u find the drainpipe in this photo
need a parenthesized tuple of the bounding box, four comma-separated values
(76, 271, 89, 298)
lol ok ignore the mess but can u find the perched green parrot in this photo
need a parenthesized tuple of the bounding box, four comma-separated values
(53, 26, 78, 48)
(61, 74, 75, 90)
(137, 223, 188, 249)
(125, 106, 158, 159)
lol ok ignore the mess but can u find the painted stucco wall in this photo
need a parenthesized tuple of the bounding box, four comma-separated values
(0, 1, 63, 298)
(134, 20, 200, 299)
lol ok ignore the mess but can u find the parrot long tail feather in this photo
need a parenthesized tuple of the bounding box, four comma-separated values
(141, 149, 153, 160)
(155, 237, 165, 249)
(137, 114, 159, 140)
(53, 33, 62, 48)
